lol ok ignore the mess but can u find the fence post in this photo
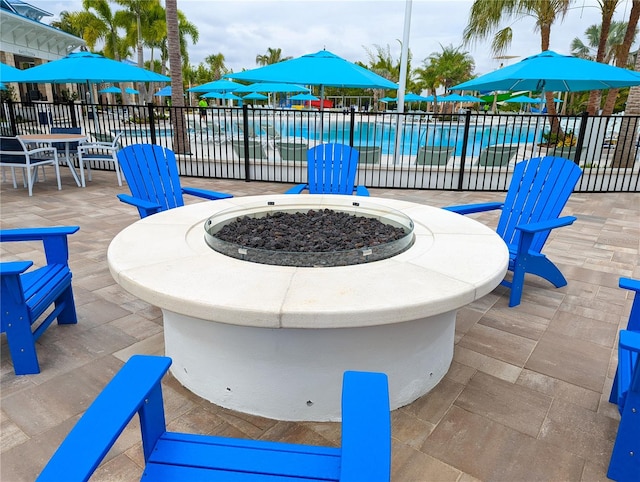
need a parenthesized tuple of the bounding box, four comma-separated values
(457, 110, 472, 190)
(349, 107, 355, 147)
(147, 102, 157, 145)
(7, 100, 17, 136)
(242, 104, 251, 182)
(574, 111, 588, 165)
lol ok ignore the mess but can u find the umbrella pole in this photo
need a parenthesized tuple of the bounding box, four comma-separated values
(87, 81, 100, 134)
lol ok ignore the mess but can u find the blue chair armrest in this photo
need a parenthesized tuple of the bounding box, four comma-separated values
(0, 226, 79, 242)
(181, 187, 233, 201)
(285, 184, 308, 194)
(340, 371, 391, 481)
(620, 278, 640, 294)
(117, 193, 162, 214)
(620, 329, 640, 353)
(0, 261, 33, 276)
(516, 216, 577, 234)
(442, 202, 504, 215)
(355, 186, 370, 196)
(37, 355, 172, 482)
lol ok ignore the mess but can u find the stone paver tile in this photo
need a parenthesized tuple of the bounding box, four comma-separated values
(455, 371, 552, 437)
(453, 345, 522, 383)
(525, 331, 610, 392)
(392, 440, 461, 481)
(422, 406, 585, 481)
(478, 305, 549, 341)
(402, 377, 464, 425)
(0, 409, 29, 454)
(547, 310, 618, 348)
(391, 409, 435, 449)
(457, 323, 536, 367)
(539, 398, 618, 469)
(517, 369, 601, 412)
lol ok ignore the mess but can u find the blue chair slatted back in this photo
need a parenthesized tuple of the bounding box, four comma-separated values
(0, 136, 27, 163)
(306, 143, 359, 194)
(50, 127, 82, 153)
(497, 156, 582, 254)
(117, 144, 185, 211)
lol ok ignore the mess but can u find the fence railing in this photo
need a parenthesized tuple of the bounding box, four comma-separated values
(2, 100, 638, 193)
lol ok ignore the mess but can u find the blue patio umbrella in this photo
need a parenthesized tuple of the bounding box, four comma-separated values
(503, 95, 539, 103)
(225, 50, 397, 111)
(15, 51, 170, 84)
(243, 92, 268, 100)
(233, 82, 309, 94)
(0, 83, 6, 90)
(98, 86, 122, 93)
(0, 61, 26, 82)
(155, 85, 172, 96)
(451, 50, 640, 101)
(462, 95, 486, 102)
(403, 93, 431, 102)
(380, 96, 397, 103)
(188, 79, 239, 93)
(201, 92, 241, 100)
(125, 87, 139, 95)
(439, 93, 468, 102)
(290, 93, 319, 101)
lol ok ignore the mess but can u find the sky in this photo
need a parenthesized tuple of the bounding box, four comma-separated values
(35, 0, 636, 78)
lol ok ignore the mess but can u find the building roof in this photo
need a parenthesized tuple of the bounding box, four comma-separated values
(1, 0, 51, 22)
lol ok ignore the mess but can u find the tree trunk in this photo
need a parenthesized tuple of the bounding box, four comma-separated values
(540, 25, 563, 138)
(602, 0, 640, 115)
(612, 51, 640, 167)
(166, 0, 190, 155)
(587, 0, 617, 115)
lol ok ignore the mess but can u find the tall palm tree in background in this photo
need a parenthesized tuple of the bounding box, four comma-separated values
(364, 43, 410, 110)
(255, 48, 292, 66)
(165, 0, 189, 155)
(571, 21, 630, 63)
(81, 0, 127, 60)
(463, 0, 571, 120)
(205, 53, 228, 80)
(602, 0, 640, 115)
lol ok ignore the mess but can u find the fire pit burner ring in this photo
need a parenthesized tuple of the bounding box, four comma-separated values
(204, 199, 415, 267)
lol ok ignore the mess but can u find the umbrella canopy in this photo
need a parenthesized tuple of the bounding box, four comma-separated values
(125, 87, 139, 95)
(0, 61, 26, 82)
(451, 50, 640, 93)
(243, 92, 268, 100)
(155, 86, 172, 96)
(290, 93, 320, 101)
(403, 93, 431, 102)
(225, 50, 397, 89)
(202, 91, 241, 100)
(504, 95, 539, 103)
(380, 96, 396, 103)
(188, 79, 239, 93)
(461, 95, 486, 102)
(98, 86, 121, 93)
(233, 82, 310, 93)
(15, 51, 170, 84)
(0, 83, 6, 91)
(439, 93, 468, 102)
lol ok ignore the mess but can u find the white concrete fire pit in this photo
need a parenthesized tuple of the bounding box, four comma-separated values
(108, 194, 508, 421)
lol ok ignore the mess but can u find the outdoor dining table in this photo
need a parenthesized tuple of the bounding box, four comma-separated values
(17, 133, 88, 187)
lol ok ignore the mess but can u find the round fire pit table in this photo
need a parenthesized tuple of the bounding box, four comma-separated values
(108, 194, 508, 421)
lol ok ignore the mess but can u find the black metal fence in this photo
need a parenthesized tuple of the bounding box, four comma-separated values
(2, 100, 638, 192)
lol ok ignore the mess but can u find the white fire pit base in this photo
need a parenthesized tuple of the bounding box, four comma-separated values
(108, 195, 508, 422)
(164, 309, 455, 421)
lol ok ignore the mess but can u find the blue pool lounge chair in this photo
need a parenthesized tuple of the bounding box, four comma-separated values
(286, 143, 370, 195)
(444, 156, 582, 307)
(117, 144, 233, 218)
(0, 226, 79, 374)
(38, 355, 391, 481)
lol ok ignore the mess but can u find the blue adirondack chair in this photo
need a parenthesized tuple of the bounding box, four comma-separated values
(444, 156, 582, 307)
(607, 329, 640, 481)
(38, 355, 391, 481)
(0, 226, 80, 375)
(610, 277, 640, 405)
(116, 144, 233, 218)
(286, 143, 370, 195)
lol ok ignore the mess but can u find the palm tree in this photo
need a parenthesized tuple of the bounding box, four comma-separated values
(49, 10, 88, 38)
(81, 0, 128, 60)
(205, 53, 228, 80)
(571, 21, 629, 63)
(255, 48, 291, 66)
(165, 0, 190, 155)
(463, 0, 571, 118)
(602, 0, 640, 115)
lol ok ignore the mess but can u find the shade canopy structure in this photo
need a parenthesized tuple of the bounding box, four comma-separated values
(243, 92, 268, 100)
(155, 86, 172, 96)
(380, 96, 396, 103)
(461, 95, 486, 102)
(125, 87, 139, 95)
(225, 50, 398, 90)
(404, 93, 431, 102)
(98, 86, 121, 93)
(232, 82, 310, 94)
(290, 93, 320, 101)
(15, 51, 170, 84)
(0, 61, 26, 82)
(188, 79, 240, 93)
(439, 93, 468, 102)
(451, 50, 640, 93)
